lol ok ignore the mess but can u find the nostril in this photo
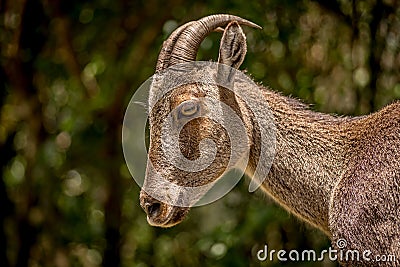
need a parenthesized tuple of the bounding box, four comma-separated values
(145, 202, 161, 217)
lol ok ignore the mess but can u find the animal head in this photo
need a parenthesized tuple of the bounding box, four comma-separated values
(140, 15, 261, 227)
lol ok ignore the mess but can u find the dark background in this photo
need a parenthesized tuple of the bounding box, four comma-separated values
(1, 0, 399, 266)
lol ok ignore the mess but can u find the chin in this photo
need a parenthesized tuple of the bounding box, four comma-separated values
(146, 205, 190, 228)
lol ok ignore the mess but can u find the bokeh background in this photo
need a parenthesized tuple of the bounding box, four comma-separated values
(1, 0, 400, 266)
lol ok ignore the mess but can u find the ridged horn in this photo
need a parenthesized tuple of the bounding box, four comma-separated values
(156, 14, 261, 72)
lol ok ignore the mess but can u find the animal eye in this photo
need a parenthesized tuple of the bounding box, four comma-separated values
(178, 100, 199, 118)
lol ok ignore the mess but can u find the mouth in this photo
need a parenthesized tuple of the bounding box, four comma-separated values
(146, 204, 190, 227)
(140, 191, 190, 227)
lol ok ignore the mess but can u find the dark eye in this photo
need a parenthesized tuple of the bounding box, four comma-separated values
(178, 100, 199, 118)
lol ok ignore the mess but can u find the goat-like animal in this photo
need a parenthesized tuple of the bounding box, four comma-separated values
(139, 14, 400, 266)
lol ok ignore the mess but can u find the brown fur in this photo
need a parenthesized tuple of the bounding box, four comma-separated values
(140, 15, 400, 266)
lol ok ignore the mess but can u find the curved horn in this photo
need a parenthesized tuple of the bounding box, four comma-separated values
(155, 22, 195, 72)
(156, 14, 261, 72)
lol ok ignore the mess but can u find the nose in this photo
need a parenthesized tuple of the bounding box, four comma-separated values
(145, 201, 161, 218)
(140, 193, 162, 218)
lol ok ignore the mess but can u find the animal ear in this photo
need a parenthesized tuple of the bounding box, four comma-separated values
(218, 21, 247, 69)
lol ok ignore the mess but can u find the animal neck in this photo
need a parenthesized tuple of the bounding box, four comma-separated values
(241, 87, 351, 235)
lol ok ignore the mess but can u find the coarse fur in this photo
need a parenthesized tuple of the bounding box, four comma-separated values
(139, 15, 400, 266)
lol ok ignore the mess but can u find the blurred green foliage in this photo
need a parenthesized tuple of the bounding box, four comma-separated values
(1, 0, 399, 266)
